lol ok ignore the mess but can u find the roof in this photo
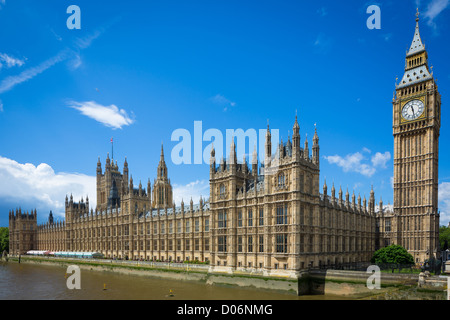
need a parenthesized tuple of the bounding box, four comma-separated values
(397, 64, 432, 89)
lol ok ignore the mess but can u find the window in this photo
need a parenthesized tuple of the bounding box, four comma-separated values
(204, 239, 209, 251)
(259, 208, 264, 226)
(218, 210, 227, 228)
(220, 184, 225, 197)
(248, 236, 253, 253)
(276, 234, 288, 253)
(278, 173, 285, 187)
(276, 205, 288, 225)
(259, 235, 264, 253)
(385, 219, 391, 232)
(204, 218, 209, 232)
(218, 236, 227, 252)
(195, 219, 199, 232)
(237, 236, 242, 252)
(248, 209, 253, 227)
(177, 221, 181, 233)
(195, 239, 199, 251)
(300, 205, 304, 225)
(238, 210, 242, 227)
(185, 239, 190, 251)
(185, 221, 190, 233)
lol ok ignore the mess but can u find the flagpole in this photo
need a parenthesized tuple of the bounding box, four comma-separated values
(111, 137, 114, 160)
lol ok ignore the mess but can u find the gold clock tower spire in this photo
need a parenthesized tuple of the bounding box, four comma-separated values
(391, 10, 441, 263)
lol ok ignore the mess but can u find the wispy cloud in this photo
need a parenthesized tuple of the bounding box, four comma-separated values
(313, 33, 333, 54)
(383, 33, 393, 42)
(324, 148, 391, 178)
(172, 180, 209, 206)
(0, 26, 109, 96)
(68, 100, 135, 130)
(422, 0, 450, 28)
(0, 0, 5, 10)
(0, 49, 69, 94)
(210, 94, 236, 112)
(0, 53, 26, 69)
(0, 156, 96, 218)
(0, 99, 3, 112)
(317, 6, 328, 17)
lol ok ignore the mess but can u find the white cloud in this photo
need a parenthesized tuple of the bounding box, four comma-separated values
(0, 99, 3, 112)
(423, 0, 450, 28)
(172, 180, 209, 206)
(68, 100, 135, 130)
(439, 182, 450, 226)
(324, 149, 391, 178)
(0, 53, 26, 69)
(0, 156, 96, 219)
(324, 152, 375, 177)
(371, 151, 391, 168)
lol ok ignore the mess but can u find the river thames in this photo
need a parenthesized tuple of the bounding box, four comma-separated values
(0, 261, 337, 300)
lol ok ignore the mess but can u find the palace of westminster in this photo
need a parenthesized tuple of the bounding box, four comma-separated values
(8, 14, 442, 276)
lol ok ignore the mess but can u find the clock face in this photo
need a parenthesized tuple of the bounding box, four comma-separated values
(402, 100, 425, 121)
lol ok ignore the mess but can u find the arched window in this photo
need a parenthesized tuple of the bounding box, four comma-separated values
(278, 173, 285, 187)
(219, 184, 225, 197)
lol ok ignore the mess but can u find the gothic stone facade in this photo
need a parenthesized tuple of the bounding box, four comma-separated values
(9, 118, 378, 276)
(376, 14, 441, 263)
(8, 14, 441, 273)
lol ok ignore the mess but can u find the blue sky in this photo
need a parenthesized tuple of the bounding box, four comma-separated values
(0, 0, 449, 227)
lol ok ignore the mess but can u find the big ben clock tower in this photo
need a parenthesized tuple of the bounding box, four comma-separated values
(392, 10, 441, 263)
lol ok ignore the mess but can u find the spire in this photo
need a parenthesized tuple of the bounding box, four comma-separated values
(252, 144, 258, 165)
(160, 142, 165, 162)
(229, 136, 236, 165)
(304, 133, 309, 159)
(313, 125, 319, 144)
(265, 123, 272, 163)
(407, 8, 425, 57)
(293, 113, 299, 131)
(312, 125, 319, 166)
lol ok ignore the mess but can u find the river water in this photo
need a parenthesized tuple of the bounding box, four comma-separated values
(0, 261, 334, 300)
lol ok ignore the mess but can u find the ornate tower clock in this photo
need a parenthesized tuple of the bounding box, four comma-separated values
(392, 10, 441, 263)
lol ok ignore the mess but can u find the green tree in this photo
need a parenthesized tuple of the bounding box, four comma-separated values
(0, 227, 9, 254)
(371, 244, 414, 265)
(439, 225, 450, 251)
